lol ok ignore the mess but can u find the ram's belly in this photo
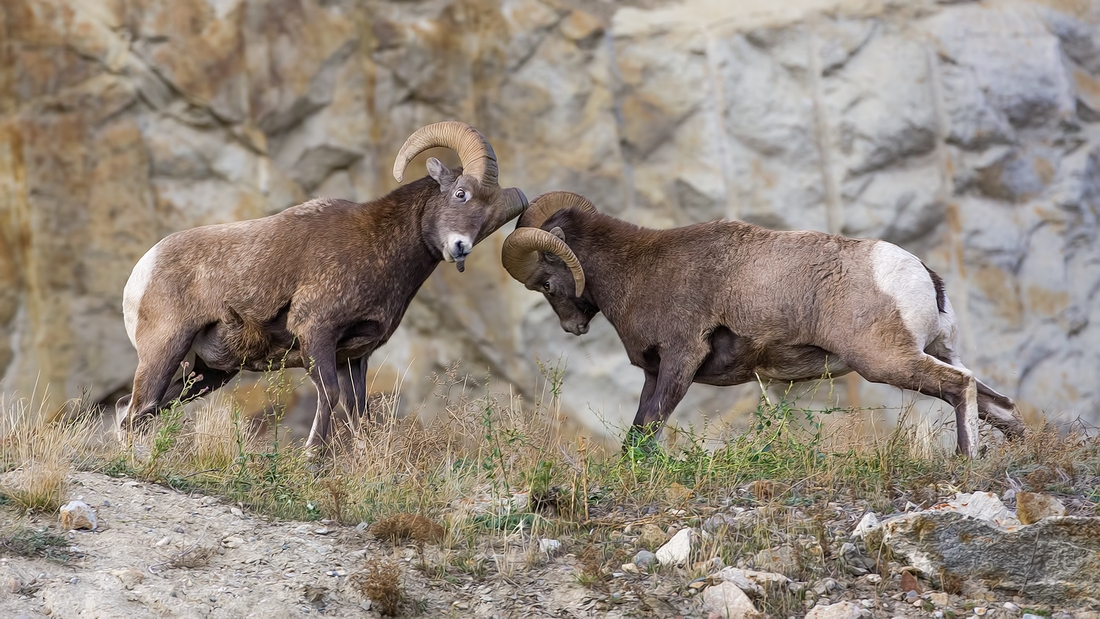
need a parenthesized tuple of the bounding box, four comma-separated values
(694, 327, 851, 386)
(753, 347, 851, 383)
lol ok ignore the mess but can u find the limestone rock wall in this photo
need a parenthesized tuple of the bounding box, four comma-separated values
(2, 0, 1099, 438)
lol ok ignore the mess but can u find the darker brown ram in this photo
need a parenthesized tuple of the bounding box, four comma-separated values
(502, 192, 1026, 457)
(118, 122, 528, 450)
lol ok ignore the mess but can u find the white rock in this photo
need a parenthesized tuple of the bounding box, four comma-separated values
(59, 501, 97, 531)
(804, 601, 864, 619)
(655, 527, 693, 566)
(703, 581, 761, 619)
(712, 567, 764, 598)
(538, 538, 562, 555)
(851, 512, 880, 538)
(933, 492, 1021, 528)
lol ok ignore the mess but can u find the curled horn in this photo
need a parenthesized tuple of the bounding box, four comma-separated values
(392, 121, 499, 188)
(501, 187, 529, 222)
(501, 228, 586, 297)
(517, 191, 597, 229)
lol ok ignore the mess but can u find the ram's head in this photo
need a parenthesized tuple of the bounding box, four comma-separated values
(393, 122, 528, 272)
(501, 191, 596, 335)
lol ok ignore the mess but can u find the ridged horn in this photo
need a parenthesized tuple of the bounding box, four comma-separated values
(501, 187, 529, 222)
(501, 227, 585, 297)
(392, 121, 498, 187)
(517, 191, 597, 229)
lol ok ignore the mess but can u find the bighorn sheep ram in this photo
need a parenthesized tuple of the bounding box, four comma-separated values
(502, 192, 1026, 457)
(118, 121, 527, 449)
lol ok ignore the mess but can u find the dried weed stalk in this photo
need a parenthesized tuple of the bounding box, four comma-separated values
(350, 558, 403, 616)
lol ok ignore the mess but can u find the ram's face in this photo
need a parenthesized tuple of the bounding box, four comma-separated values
(527, 257, 598, 336)
(426, 157, 525, 273)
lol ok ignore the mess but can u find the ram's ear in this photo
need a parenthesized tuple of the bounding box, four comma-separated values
(550, 226, 566, 242)
(426, 157, 457, 191)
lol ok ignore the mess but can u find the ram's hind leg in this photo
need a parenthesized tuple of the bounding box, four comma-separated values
(302, 333, 341, 453)
(156, 357, 240, 410)
(975, 380, 1026, 439)
(926, 336, 1026, 440)
(847, 351, 979, 458)
(338, 356, 369, 420)
(118, 327, 201, 440)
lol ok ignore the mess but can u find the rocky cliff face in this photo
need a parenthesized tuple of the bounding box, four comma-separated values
(2, 0, 1099, 439)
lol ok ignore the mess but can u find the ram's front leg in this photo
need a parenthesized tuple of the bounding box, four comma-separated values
(625, 351, 703, 451)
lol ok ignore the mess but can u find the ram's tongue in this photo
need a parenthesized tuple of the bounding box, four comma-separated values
(455, 258, 466, 273)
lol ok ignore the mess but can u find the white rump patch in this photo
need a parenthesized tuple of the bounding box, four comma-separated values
(870, 241, 939, 349)
(123, 241, 161, 348)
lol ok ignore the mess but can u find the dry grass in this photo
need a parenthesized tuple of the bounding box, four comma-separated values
(371, 513, 445, 544)
(0, 391, 98, 513)
(350, 557, 403, 616)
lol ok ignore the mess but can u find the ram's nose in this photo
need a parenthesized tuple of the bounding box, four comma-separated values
(446, 234, 472, 272)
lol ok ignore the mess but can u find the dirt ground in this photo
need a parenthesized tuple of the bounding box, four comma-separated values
(0, 472, 677, 619)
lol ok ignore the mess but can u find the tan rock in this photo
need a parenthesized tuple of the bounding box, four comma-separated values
(560, 10, 603, 42)
(638, 523, 669, 550)
(60, 500, 97, 531)
(3, 0, 1100, 447)
(110, 569, 144, 590)
(1016, 492, 1066, 525)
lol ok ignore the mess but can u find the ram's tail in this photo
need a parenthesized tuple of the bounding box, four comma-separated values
(923, 264, 946, 314)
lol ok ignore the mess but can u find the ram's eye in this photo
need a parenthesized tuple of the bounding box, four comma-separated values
(542, 281, 552, 291)
(454, 189, 467, 201)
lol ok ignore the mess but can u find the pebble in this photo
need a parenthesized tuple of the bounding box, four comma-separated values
(862, 574, 882, 584)
(538, 538, 562, 555)
(173, 526, 185, 534)
(355, 522, 369, 531)
(975, 607, 987, 616)
(1022, 615, 1045, 619)
(221, 536, 245, 548)
(1004, 602, 1020, 612)
(155, 537, 170, 547)
(633, 550, 657, 570)
(621, 563, 639, 574)
(313, 527, 330, 535)
(231, 507, 244, 518)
